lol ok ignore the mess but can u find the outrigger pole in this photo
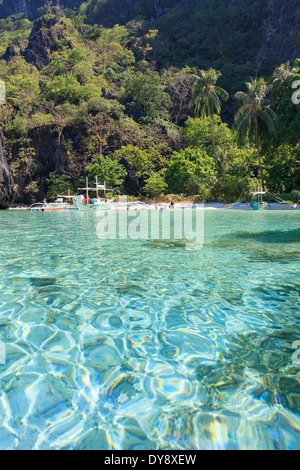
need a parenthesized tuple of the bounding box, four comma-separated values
(224, 190, 297, 210)
(78, 177, 94, 203)
(78, 177, 115, 202)
(268, 193, 297, 209)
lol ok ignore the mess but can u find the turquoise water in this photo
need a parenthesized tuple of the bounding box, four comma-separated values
(0, 210, 299, 450)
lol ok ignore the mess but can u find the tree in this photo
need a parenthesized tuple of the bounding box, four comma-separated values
(0, 57, 40, 115)
(134, 29, 159, 61)
(30, 113, 54, 131)
(184, 116, 233, 152)
(54, 103, 79, 145)
(143, 172, 167, 199)
(11, 147, 36, 179)
(189, 69, 228, 170)
(113, 145, 166, 178)
(264, 143, 300, 193)
(272, 61, 297, 107)
(165, 147, 215, 195)
(216, 145, 258, 202)
(234, 78, 278, 191)
(163, 67, 197, 125)
(85, 112, 117, 156)
(85, 155, 126, 190)
(24, 181, 40, 196)
(45, 172, 72, 200)
(124, 71, 171, 122)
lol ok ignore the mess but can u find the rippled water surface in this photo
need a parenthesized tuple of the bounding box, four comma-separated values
(0, 210, 299, 450)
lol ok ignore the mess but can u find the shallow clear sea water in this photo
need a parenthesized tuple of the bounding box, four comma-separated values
(0, 209, 299, 450)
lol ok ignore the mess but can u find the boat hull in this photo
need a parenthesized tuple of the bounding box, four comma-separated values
(29, 203, 77, 211)
(74, 199, 112, 212)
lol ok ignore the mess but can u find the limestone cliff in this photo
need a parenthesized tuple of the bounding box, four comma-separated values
(0, 1, 298, 66)
(0, 131, 14, 209)
(24, 15, 71, 70)
(0, 0, 78, 19)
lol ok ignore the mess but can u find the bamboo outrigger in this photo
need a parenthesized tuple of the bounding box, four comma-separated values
(224, 187, 298, 211)
(74, 177, 114, 211)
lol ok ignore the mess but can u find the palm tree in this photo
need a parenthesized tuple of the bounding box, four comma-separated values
(216, 147, 229, 181)
(234, 78, 277, 191)
(272, 61, 297, 108)
(189, 69, 228, 171)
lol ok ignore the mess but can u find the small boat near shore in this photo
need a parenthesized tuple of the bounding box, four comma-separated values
(28, 194, 78, 211)
(73, 196, 113, 211)
(74, 177, 114, 211)
(224, 189, 298, 211)
(27, 177, 115, 212)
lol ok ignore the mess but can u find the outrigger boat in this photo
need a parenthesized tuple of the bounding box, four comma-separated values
(224, 188, 298, 211)
(74, 177, 114, 212)
(28, 191, 78, 211)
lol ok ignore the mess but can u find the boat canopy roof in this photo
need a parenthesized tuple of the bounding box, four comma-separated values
(78, 185, 114, 192)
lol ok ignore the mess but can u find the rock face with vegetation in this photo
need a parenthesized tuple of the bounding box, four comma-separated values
(0, 1, 75, 19)
(24, 15, 70, 69)
(0, 1, 298, 206)
(0, 130, 14, 208)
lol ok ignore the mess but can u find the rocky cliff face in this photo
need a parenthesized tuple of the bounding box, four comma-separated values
(0, 131, 14, 209)
(1, 1, 297, 64)
(0, 0, 80, 19)
(24, 15, 70, 69)
(261, 0, 300, 64)
(84, 0, 194, 26)
(1, 15, 73, 70)
(0, 0, 40, 19)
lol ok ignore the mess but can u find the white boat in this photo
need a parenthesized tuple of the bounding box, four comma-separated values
(224, 187, 298, 211)
(73, 196, 113, 211)
(74, 177, 114, 211)
(28, 193, 78, 211)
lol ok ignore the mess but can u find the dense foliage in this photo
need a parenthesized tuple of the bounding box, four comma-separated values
(0, 4, 299, 204)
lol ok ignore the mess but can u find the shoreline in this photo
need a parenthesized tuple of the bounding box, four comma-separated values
(7, 202, 300, 211)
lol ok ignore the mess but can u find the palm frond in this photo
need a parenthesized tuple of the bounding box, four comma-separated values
(214, 86, 229, 102)
(189, 68, 227, 118)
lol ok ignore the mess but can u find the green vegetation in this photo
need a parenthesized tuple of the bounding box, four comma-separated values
(0, 7, 299, 204)
(234, 78, 278, 191)
(85, 155, 126, 190)
(45, 172, 71, 199)
(0, 17, 32, 56)
(189, 69, 229, 171)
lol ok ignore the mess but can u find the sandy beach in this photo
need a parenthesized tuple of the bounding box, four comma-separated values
(8, 202, 300, 211)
